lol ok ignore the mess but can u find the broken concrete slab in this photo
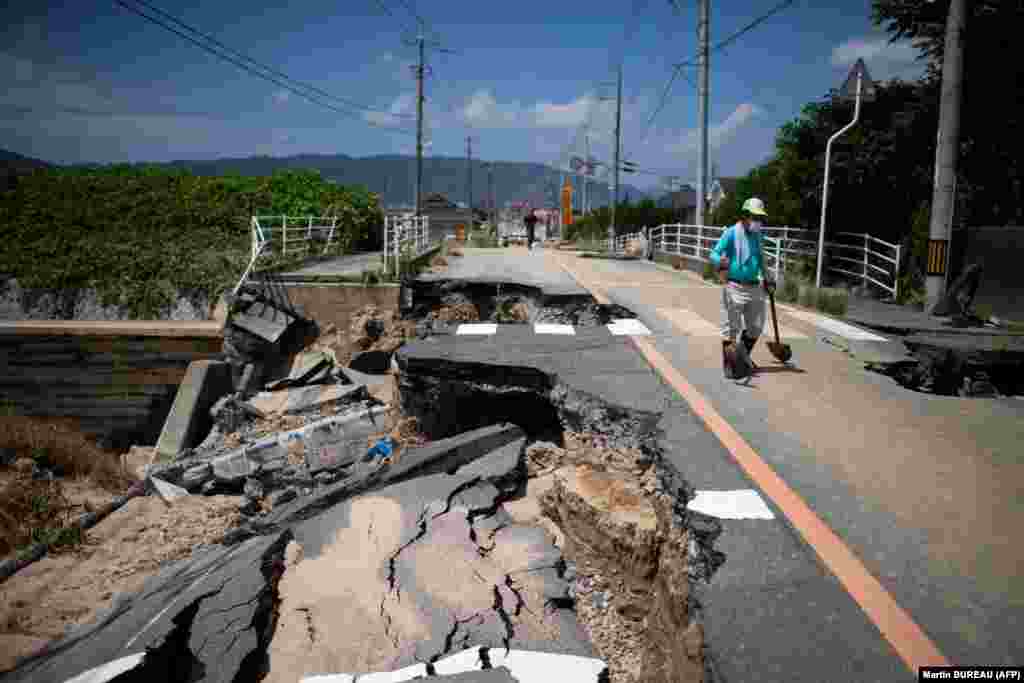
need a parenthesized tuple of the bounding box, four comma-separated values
(266, 453, 593, 680)
(246, 383, 367, 417)
(3, 530, 292, 683)
(208, 406, 393, 484)
(230, 301, 297, 344)
(154, 360, 233, 462)
(148, 476, 190, 503)
(349, 349, 393, 374)
(262, 424, 525, 528)
(265, 350, 333, 391)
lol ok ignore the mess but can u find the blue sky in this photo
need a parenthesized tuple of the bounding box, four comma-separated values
(0, 0, 928, 190)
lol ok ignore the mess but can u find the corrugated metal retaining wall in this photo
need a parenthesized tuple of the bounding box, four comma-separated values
(0, 320, 224, 450)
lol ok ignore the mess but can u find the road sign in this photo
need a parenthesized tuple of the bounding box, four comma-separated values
(837, 58, 876, 102)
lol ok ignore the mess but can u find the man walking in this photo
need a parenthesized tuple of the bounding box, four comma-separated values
(709, 197, 776, 380)
(523, 208, 539, 249)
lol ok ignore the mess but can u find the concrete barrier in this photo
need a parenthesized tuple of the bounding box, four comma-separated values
(154, 360, 233, 462)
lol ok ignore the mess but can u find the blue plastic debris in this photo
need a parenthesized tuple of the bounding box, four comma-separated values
(366, 437, 394, 462)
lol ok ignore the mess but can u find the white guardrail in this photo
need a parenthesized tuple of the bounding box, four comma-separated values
(383, 214, 434, 276)
(233, 215, 341, 296)
(628, 224, 901, 299)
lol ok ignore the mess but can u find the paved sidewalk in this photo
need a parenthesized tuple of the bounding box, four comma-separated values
(278, 251, 383, 279)
(547, 251, 1024, 674)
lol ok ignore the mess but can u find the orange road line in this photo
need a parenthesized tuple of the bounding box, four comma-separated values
(557, 258, 950, 673)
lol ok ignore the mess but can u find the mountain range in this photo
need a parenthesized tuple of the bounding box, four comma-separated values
(1, 150, 655, 209)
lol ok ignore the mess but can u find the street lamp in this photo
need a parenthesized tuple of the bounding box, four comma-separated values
(816, 58, 875, 289)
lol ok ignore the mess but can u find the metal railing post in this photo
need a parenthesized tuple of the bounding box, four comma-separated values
(894, 243, 901, 300)
(695, 224, 703, 258)
(863, 233, 870, 291)
(282, 216, 287, 257)
(775, 237, 782, 284)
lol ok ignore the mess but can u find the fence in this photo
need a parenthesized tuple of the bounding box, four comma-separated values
(642, 223, 901, 298)
(233, 215, 341, 296)
(383, 214, 434, 276)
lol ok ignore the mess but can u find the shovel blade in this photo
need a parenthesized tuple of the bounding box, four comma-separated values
(768, 341, 793, 363)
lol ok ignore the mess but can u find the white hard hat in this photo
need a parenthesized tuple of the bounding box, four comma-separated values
(741, 197, 768, 216)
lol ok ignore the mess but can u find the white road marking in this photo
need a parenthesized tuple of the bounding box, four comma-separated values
(779, 307, 887, 342)
(63, 654, 147, 683)
(687, 490, 776, 520)
(534, 323, 576, 335)
(455, 323, 498, 335)
(304, 648, 608, 682)
(607, 319, 652, 336)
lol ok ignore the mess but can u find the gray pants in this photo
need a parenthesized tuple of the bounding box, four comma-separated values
(720, 281, 766, 342)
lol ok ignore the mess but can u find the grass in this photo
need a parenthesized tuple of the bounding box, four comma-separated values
(0, 416, 132, 488)
(0, 415, 135, 557)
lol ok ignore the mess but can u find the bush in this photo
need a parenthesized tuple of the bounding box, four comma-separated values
(778, 274, 801, 303)
(703, 261, 717, 282)
(0, 167, 382, 317)
(797, 284, 849, 316)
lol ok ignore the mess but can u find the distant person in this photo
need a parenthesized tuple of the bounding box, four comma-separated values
(709, 197, 776, 380)
(524, 210, 539, 249)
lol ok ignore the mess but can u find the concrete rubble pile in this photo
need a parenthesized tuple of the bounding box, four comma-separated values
(146, 295, 409, 522)
(6, 284, 721, 683)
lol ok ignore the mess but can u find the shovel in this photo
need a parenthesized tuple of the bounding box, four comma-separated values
(765, 282, 792, 363)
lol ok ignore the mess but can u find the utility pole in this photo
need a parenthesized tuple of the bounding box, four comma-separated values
(696, 0, 710, 226)
(925, 0, 966, 313)
(487, 162, 495, 227)
(414, 33, 425, 218)
(466, 135, 474, 227)
(583, 131, 590, 217)
(610, 64, 623, 246)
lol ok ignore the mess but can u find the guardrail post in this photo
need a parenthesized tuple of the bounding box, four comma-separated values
(894, 242, 901, 301)
(775, 237, 782, 284)
(863, 233, 870, 291)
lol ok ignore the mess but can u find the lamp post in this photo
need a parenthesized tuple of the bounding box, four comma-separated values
(816, 58, 875, 289)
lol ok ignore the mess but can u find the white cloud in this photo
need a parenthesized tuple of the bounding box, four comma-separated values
(458, 89, 522, 128)
(458, 90, 614, 131)
(530, 94, 596, 129)
(831, 36, 921, 67)
(670, 103, 760, 157)
(272, 89, 290, 104)
(364, 92, 416, 126)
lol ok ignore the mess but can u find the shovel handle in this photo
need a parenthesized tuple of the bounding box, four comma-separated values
(768, 287, 782, 344)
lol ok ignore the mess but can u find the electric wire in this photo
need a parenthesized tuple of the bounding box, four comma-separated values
(114, 0, 419, 134)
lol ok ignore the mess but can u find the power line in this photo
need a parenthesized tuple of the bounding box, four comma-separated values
(119, 0, 415, 121)
(638, 0, 797, 148)
(675, 0, 797, 68)
(370, 0, 416, 33)
(396, 0, 426, 28)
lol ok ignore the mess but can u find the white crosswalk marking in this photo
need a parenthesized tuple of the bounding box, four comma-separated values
(687, 490, 775, 520)
(607, 319, 652, 336)
(535, 323, 576, 335)
(455, 323, 498, 335)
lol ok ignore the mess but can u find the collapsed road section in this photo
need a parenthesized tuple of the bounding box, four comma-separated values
(2, 270, 725, 683)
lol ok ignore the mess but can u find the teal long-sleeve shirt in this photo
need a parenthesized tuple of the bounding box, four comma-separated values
(709, 223, 766, 283)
